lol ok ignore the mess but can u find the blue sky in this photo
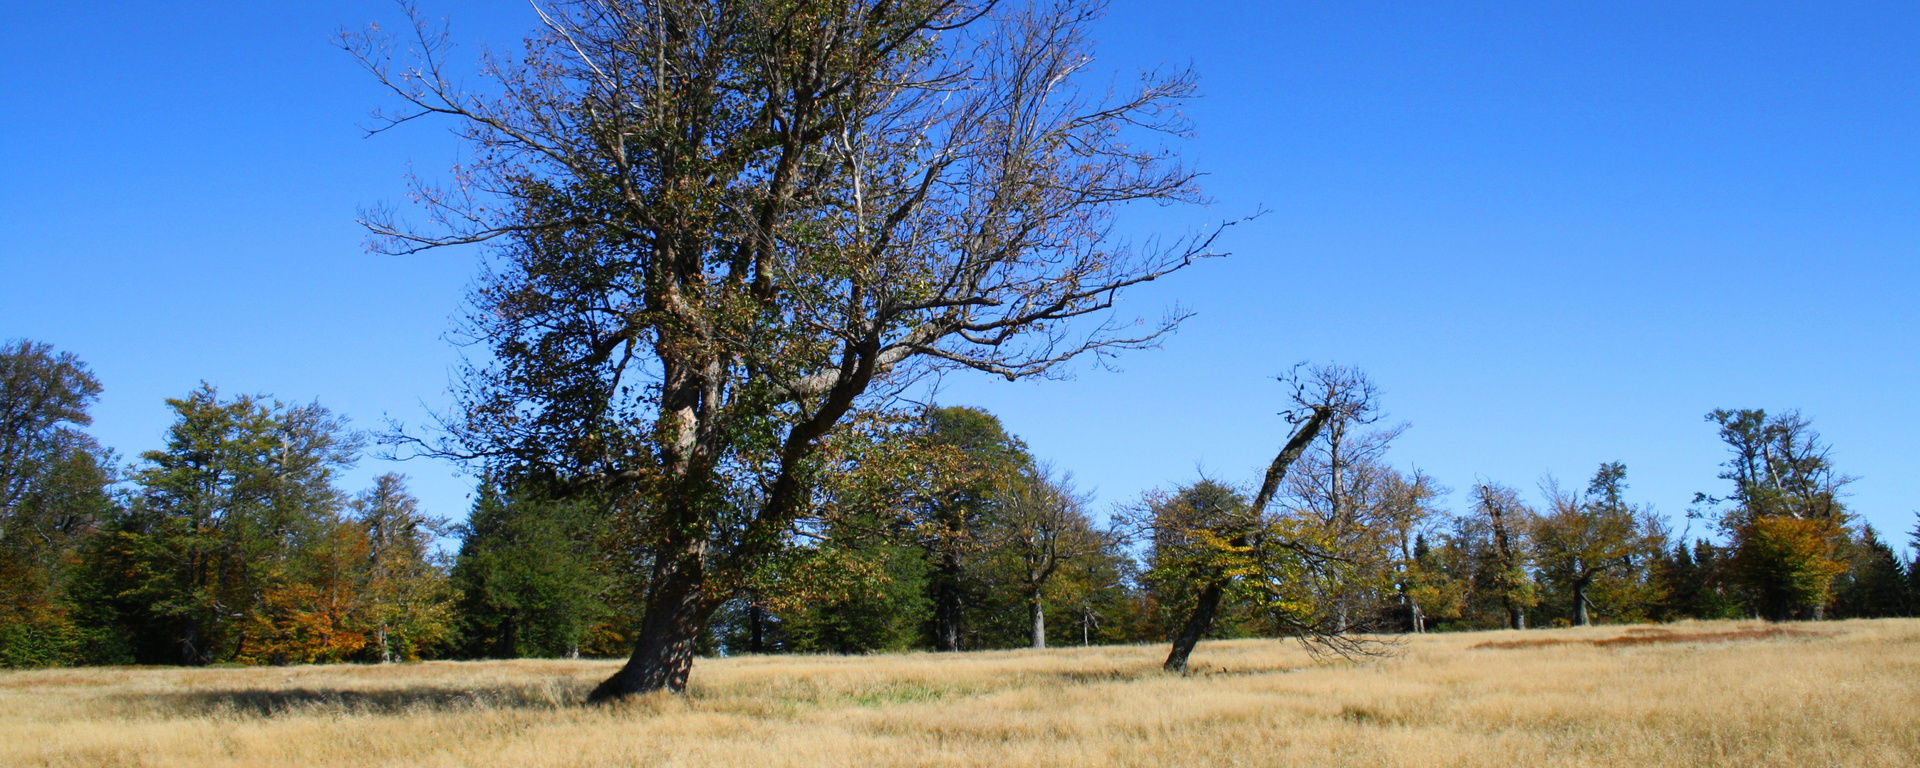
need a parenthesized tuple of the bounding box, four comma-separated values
(3, 1, 1915, 554)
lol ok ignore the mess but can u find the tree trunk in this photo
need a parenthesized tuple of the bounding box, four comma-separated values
(1162, 405, 1333, 673)
(589, 554, 712, 702)
(1028, 592, 1046, 649)
(1573, 578, 1592, 626)
(1163, 579, 1226, 673)
(747, 600, 766, 654)
(179, 619, 202, 666)
(932, 550, 964, 651)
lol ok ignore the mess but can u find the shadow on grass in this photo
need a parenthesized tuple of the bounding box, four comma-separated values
(1472, 625, 1820, 651)
(135, 682, 594, 717)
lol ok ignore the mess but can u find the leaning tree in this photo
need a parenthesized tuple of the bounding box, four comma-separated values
(345, 0, 1229, 699)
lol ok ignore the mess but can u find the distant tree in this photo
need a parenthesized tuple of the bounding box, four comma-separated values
(1048, 528, 1144, 647)
(1910, 512, 1920, 615)
(980, 464, 1102, 649)
(1143, 365, 1382, 673)
(1469, 482, 1537, 630)
(0, 340, 117, 667)
(1138, 479, 1257, 663)
(1828, 525, 1906, 619)
(351, 474, 458, 661)
(239, 517, 373, 664)
(1404, 530, 1472, 631)
(347, 0, 1221, 700)
(1701, 409, 1852, 619)
(1281, 390, 1404, 632)
(1649, 537, 1741, 621)
(1376, 470, 1448, 632)
(906, 407, 1034, 651)
(449, 485, 614, 659)
(1532, 464, 1664, 626)
(757, 533, 930, 654)
(95, 385, 359, 665)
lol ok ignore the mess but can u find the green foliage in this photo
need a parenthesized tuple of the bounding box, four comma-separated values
(763, 539, 931, 654)
(450, 486, 615, 658)
(353, 474, 459, 661)
(1469, 483, 1538, 629)
(1830, 525, 1908, 619)
(1531, 464, 1666, 625)
(1648, 538, 1743, 621)
(0, 340, 118, 668)
(1703, 408, 1852, 619)
(83, 385, 362, 665)
(905, 406, 1037, 651)
(1140, 480, 1260, 640)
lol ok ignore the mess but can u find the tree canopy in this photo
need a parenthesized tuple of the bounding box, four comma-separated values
(345, 0, 1224, 699)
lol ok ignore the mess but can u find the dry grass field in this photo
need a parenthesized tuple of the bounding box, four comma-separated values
(4, 618, 1916, 767)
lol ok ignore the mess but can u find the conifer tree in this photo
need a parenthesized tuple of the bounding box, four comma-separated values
(96, 385, 359, 665)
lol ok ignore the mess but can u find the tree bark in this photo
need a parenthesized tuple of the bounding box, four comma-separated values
(747, 600, 766, 654)
(1162, 405, 1333, 674)
(1163, 579, 1226, 673)
(932, 550, 964, 652)
(1573, 578, 1591, 626)
(589, 552, 712, 702)
(1029, 593, 1046, 649)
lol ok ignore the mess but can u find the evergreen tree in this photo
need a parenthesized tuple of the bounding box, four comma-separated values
(1909, 512, 1920, 615)
(1830, 525, 1907, 619)
(86, 385, 359, 665)
(449, 485, 613, 658)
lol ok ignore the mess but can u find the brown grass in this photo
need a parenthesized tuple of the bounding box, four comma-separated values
(4, 618, 1917, 767)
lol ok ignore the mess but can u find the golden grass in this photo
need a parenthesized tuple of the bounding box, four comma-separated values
(5, 618, 1916, 767)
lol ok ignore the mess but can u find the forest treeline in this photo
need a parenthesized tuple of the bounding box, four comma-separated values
(3, 339, 1915, 668)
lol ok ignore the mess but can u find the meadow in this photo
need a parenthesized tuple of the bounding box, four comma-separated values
(4, 618, 1916, 767)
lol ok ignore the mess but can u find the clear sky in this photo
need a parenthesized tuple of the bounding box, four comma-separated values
(3, 1, 1915, 555)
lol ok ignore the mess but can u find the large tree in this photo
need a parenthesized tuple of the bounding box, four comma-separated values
(906, 406, 1033, 650)
(0, 340, 116, 667)
(1700, 408, 1852, 619)
(346, 0, 1221, 699)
